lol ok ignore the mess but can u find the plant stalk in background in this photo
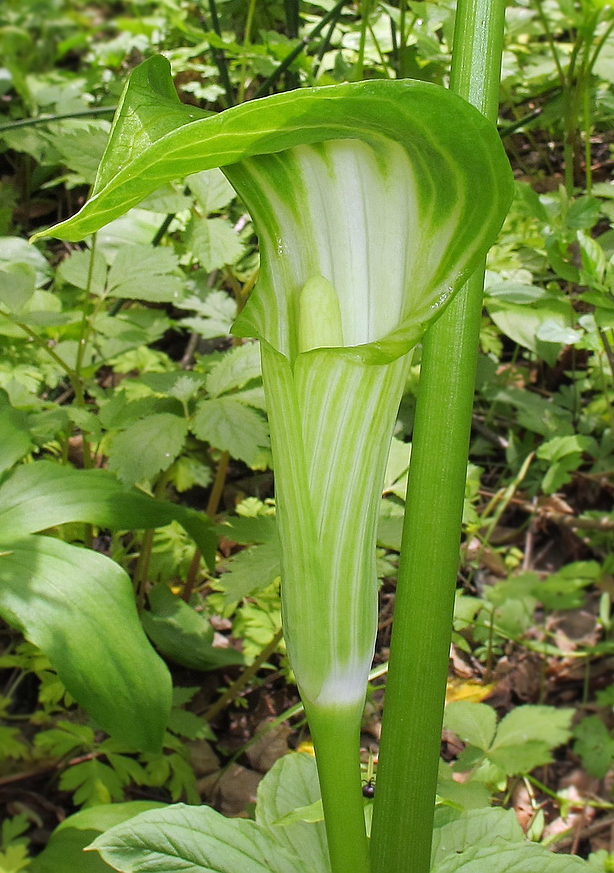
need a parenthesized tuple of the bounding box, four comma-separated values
(370, 2, 508, 872)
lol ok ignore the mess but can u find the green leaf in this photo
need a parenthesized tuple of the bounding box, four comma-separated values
(217, 539, 281, 606)
(0, 536, 171, 752)
(189, 217, 244, 272)
(0, 395, 33, 474)
(432, 842, 589, 872)
(0, 237, 51, 287)
(0, 726, 29, 761)
(431, 808, 522, 868)
(107, 413, 189, 485)
(487, 297, 577, 367)
(177, 289, 237, 340)
(0, 461, 216, 567)
(487, 706, 573, 776)
(493, 705, 573, 750)
(89, 804, 310, 873)
(60, 759, 125, 808)
(443, 702, 497, 751)
(58, 248, 108, 296)
(205, 343, 262, 398)
(35, 721, 95, 758)
(192, 397, 269, 466)
(573, 715, 614, 779)
(256, 753, 329, 873)
(30, 802, 165, 873)
(141, 584, 243, 671)
(0, 263, 37, 313)
(187, 168, 237, 213)
(106, 245, 183, 303)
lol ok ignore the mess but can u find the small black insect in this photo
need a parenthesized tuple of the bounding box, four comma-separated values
(361, 778, 375, 799)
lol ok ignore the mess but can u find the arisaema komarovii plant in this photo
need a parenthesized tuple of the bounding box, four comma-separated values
(34, 56, 513, 873)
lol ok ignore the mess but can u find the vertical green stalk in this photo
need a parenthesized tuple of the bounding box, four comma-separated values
(369, 3, 506, 873)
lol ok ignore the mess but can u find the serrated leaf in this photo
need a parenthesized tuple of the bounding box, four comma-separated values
(0, 726, 29, 761)
(443, 702, 497, 751)
(0, 843, 30, 873)
(0, 536, 171, 752)
(256, 753, 329, 873)
(177, 289, 237, 339)
(192, 397, 269, 466)
(487, 706, 574, 776)
(35, 721, 95, 758)
(190, 218, 244, 272)
(60, 759, 124, 807)
(487, 741, 554, 777)
(187, 168, 236, 213)
(493, 705, 573, 750)
(573, 715, 614, 778)
(90, 803, 310, 873)
(218, 540, 281, 605)
(206, 343, 262, 398)
(106, 245, 183, 303)
(58, 248, 108, 295)
(107, 413, 188, 485)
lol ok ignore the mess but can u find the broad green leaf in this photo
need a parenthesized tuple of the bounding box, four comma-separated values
(31, 802, 165, 873)
(0, 263, 36, 313)
(106, 244, 183, 303)
(0, 461, 216, 567)
(256, 753, 329, 873)
(443, 702, 497, 752)
(432, 842, 589, 873)
(216, 514, 277, 545)
(0, 236, 51, 286)
(107, 412, 189, 485)
(0, 397, 32, 474)
(90, 804, 310, 873)
(0, 536, 171, 752)
(141, 583, 243, 671)
(487, 297, 576, 367)
(205, 342, 262, 398)
(431, 808, 522, 867)
(189, 217, 244, 272)
(192, 397, 269, 466)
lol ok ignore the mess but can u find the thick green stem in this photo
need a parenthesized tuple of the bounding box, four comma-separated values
(369, 3, 506, 873)
(305, 703, 370, 873)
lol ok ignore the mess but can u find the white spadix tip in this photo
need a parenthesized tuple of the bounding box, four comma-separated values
(298, 275, 344, 353)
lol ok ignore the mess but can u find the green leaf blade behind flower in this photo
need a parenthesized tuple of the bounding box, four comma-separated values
(0, 536, 171, 753)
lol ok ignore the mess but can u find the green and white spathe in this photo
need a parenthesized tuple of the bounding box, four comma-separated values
(37, 50, 512, 726)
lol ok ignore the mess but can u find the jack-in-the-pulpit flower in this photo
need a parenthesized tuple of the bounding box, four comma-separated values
(37, 55, 513, 872)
